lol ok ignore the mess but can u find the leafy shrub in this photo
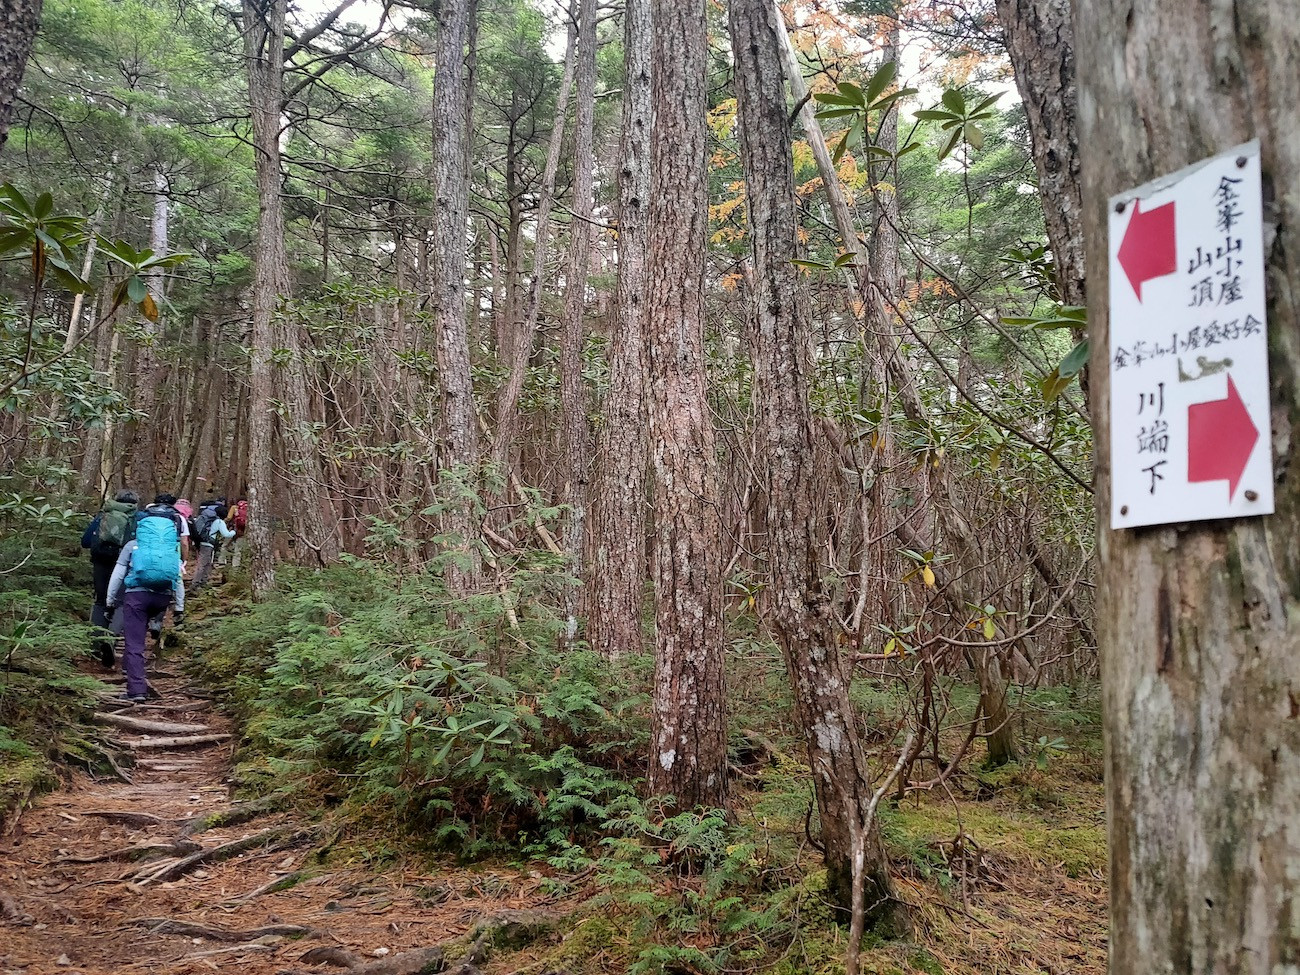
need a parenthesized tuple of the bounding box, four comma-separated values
(196, 558, 648, 855)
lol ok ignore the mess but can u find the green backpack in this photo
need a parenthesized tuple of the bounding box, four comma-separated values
(95, 499, 136, 555)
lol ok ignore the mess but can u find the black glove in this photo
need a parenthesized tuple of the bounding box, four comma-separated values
(105, 605, 116, 621)
(172, 611, 185, 628)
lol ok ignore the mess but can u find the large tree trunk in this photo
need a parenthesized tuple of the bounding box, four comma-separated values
(586, 0, 650, 659)
(0, 0, 40, 149)
(557, 0, 597, 642)
(644, 0, 728, 811)
(994, 0, 1083, 308)
(429, 0, 481, 594)
(241, 0, 288, 597)
(1077, 3, 1300, 972)
(730, 0, 904, 934)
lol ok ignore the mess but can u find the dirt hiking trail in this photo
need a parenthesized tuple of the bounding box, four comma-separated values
(0, 663, 567, 975)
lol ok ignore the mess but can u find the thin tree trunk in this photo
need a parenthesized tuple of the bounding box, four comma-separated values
(994, 0, 1083, 307)
(0, 0, 41, 149)
(65, 160, 117, 351)
(586, 0, 651, 659)
(491, 17, 576, 468)
(1077, 2, 1300, 970)
(557, 0, 598, 642)
(731, 0, 905, 934)
(429, 0, 481, 594)
(644, 0, 728, 812)
(122, 167, 169, 495)
(776, 3, 1019, 765)
(861, 19, 903, 664)
(78, 289, 117, 496)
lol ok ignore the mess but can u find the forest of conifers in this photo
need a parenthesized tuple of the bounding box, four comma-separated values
(2, 0, 1299, 972)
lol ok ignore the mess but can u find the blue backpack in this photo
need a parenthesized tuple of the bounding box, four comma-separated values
(126, 509, 182, 591)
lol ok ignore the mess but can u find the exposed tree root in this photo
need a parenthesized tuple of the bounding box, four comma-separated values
(741, 728, 794, 767)
(59, 738, 135, 785)
(179, 795, 279, 838)
(469, 910, 558, 949)
(221, 869, 308, 905)
(136, 825, 317, 885)
(82, 809, 170, 827)
(298, 946, 365, 968)
(93, 712, 212, 735)
(58, 839, 201, 864)
(133, 917, 319, 942)
(127, 732, 231, 750)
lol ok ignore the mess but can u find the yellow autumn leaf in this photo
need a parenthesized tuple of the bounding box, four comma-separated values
(983, 618, 995, 640)
(922, 566, 936, 588)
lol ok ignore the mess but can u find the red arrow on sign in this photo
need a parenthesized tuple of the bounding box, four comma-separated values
(1188, 375, 1258, 500)
(1118, 198, 1177, 301)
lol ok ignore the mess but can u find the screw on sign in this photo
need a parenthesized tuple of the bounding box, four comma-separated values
(1107, 140, 1273, 529)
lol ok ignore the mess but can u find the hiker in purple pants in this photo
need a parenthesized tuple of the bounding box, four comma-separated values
(118, 589, 174, 697)
(104, 498, 186, 703)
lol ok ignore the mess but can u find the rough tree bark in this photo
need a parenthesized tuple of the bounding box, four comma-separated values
(557, 0, 597, 642)
(644, 0, 728, 811)
(241, 0, 285, 596)
(586, 0, 650, 659)
(1077, 3, 1300, 972)
(730, 0, 905, 933)
(429, 0, 481, 594)
(0, 0, 41, 149)
(994, 0, 1083, 308)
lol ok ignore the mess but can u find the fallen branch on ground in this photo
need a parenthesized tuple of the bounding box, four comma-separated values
(93, 712, 211, 735)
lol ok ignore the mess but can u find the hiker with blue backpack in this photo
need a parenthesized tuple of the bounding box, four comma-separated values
(104, 493, 187, 703)
(80, 490, 139, 668)
(191, 502, 236, 590)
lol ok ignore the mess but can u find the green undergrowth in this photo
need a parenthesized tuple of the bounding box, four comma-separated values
(0, 538, 112, 824)
(192, 557, 650, 856)
(190, 559, 1105, 975)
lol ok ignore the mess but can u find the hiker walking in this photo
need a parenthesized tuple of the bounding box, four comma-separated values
(191, 502, 235, 590)
(226, 498, 249, 570)
(174, 497, 195, 572)
(105, 494, 186, 703)
(80, 490, 138, 668)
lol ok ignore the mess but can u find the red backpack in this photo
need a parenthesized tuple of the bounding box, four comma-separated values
(232, 500, 249, 536)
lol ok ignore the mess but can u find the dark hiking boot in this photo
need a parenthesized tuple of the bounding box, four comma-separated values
(113, 692, 147, 705)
